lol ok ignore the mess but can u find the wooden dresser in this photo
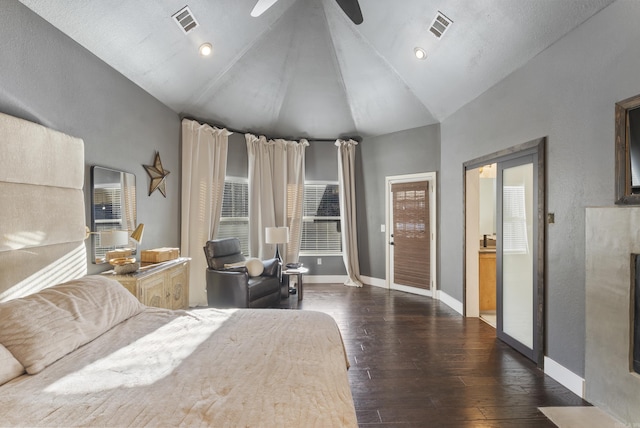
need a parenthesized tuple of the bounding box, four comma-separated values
(104, 257, 190, 310)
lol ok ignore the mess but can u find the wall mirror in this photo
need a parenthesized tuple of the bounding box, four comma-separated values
(615, 94, 640, 204)
(90, 166, 137, 264)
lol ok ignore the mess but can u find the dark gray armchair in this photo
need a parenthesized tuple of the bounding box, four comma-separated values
(203, 237, 282, 308)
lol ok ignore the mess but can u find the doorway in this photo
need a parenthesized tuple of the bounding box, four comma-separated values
(465, 163, 498, 327)
(463, 138, 545, 366)
(385, 172, 437, 297)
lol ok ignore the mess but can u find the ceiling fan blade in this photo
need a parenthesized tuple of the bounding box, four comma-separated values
(251, 0, 280, 17)
(335, 0, 363, 25)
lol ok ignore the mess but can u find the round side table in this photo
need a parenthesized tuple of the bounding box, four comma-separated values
(282, 267, 309, 301)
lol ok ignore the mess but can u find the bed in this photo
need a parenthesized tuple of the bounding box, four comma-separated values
(0, 112, 357, 427)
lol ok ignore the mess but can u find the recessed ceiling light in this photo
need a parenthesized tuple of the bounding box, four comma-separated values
(414, 47, 427, 60)
(199, 43, 213, 57)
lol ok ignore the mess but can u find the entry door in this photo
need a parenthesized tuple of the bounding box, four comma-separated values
(388, 176, 435, 296)
(496, 155, 540, 362)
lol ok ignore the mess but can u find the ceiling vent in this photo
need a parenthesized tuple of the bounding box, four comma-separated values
(172, 6, 199, 34)
(429, 11, 452, 39)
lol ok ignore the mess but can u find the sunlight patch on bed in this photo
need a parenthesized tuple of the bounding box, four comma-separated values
(44, 310, 237, 394)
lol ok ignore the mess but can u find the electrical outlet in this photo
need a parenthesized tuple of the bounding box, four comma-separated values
(380, 224, 385, 232)
(317, 258, 322, 265)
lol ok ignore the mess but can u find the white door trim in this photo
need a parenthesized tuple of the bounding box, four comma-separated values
(385, 172, 437, 296)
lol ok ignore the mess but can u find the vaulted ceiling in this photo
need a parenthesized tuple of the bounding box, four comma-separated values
(20, 0, 614, 139)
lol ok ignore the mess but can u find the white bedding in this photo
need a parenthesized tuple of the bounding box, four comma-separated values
(0, 306, 357, 427)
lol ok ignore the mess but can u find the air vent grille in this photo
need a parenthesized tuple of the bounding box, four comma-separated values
(172, 6, 199, 34)
(429, 11, 452, 39)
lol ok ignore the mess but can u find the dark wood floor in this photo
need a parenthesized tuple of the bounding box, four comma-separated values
(280, 283, 590, 427)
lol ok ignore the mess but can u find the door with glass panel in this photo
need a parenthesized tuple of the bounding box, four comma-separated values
(387, 173, 437, 297)
(496, 155, 539, 362)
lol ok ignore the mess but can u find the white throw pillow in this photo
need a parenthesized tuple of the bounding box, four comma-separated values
(245, 258, 264, 277)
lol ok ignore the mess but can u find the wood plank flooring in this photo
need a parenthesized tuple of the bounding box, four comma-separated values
(280, 283, 590, 427)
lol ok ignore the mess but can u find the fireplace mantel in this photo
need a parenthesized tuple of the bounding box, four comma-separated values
(585, 206, 640, 424)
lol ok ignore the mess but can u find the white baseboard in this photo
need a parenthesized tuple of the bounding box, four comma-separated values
(437, 290, 464, 315)
(544, 357, 585, 398)
(360, 275, 386, 288)
(391, 283, 432, 297)
(305, 275, 387, 288)
(305, 275, 348, 284)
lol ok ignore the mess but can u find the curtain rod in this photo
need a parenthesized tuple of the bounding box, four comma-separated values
(180, 115, 362, 143)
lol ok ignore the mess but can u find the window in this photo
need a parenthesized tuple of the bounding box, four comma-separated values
(217, 179, 342, 256)
(301, 182, 342, 255)
(218, 178, 249, 255)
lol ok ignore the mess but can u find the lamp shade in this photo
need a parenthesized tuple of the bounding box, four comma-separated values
(265, 226, 289, 244)
(130, 223, 145, 244)
(100, 230, 129, 247)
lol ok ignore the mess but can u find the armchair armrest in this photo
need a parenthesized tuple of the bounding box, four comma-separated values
(261, 258, 280, 277)
(221, 266, 248, 273)
(206, 268, 250, 307)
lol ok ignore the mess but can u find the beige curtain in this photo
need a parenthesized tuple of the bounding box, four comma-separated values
(181, 119, 231, 306)
(246, 134, 307, 263)
(336, 139, 363, 287)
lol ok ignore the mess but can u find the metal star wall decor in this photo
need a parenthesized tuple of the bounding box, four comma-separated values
(143, 152, 170, 197)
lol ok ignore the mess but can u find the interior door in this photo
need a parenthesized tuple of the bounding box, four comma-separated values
(389, 180, 432, 294)
(496, 155, 539, 362)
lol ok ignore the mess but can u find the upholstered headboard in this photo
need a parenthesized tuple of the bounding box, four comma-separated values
(0, 112, 87, 301)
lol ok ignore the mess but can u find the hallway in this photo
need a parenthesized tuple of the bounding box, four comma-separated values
(283, 284, 589, 427)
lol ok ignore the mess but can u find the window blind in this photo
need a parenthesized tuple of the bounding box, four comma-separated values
(93, 187, 121, 222)
(391, 181, 430, 290)
(502, 185, 528, 254)
(301, 183, 342, 255)
(94, 185, 124, 261)
(218, 178, 249, 255)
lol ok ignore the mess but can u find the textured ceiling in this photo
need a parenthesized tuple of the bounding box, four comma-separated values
(20, 0, 614, 139)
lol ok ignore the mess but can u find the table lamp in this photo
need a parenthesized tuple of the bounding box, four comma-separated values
(130, 223, 145, 244)
(265, 226, 289, 264)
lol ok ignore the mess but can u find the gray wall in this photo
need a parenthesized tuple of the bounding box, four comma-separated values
(226, 133, 248, 178)
(305, 141, 339, 181)
(357, 125, 441, 280)
(439, 0, 640, 377)
(0, 1, 181, 275)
